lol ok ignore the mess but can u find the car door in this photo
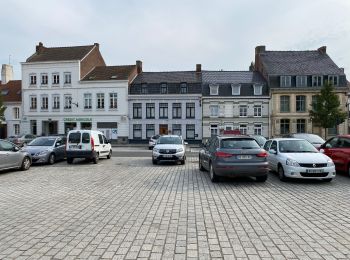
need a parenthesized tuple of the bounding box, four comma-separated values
(98, 134, 107, 156)
(103, 135, 110, 154)
(321, 137, 340, 169)
(201, 138, 212, 170)
(54, 138, 65, 160)
(268, 141, 279, 171)
(0, 140, 21, 169)
(331, 137, 350, 172)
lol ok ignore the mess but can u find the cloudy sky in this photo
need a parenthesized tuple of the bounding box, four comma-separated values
(1, 0, 349, 79)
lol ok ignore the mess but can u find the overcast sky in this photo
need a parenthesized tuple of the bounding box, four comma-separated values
(1, 0, 349, 80)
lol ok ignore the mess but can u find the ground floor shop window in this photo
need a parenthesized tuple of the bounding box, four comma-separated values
(280, 119, 290, 135)
(146, 124, 155, 139)
(65, 122, 77, 134)
(42, 121, 58, 136)
(172, 124, 182, 136)
(133, 124, 142, 139)
(81, 122, 92, 130)
(186, 124, 195, 139)
(97, 122, 118, 140)
(30, 120, 37, 135)
(239, 124, 247, 135)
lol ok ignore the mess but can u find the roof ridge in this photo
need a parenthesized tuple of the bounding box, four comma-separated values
(42, 44, 95, 49)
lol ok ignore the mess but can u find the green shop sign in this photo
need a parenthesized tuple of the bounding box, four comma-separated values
(64, 117, 92, 122)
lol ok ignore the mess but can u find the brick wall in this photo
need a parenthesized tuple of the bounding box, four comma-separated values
(80, 45, 106, 79)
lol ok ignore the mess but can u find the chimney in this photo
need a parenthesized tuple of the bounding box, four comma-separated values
(318, 46, 327, 54)
(196, 64, 202, 73)
(36, 42, 44, 54)
(249, 62, 255, 71)
(136, 60, 142, 74)
(255, 45, 266, 73)
(255, 45, 266, 55)
(94, 43, 100, 49)
(1, 64, 13, 84)
(340, 68, 345, 73)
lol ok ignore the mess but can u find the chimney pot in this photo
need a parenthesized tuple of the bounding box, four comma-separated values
(318, 46, 327, 54)
(36, 42, 44, 53)
(255, 45, 266, 54)
(136, 60, 142, 74)
(196, 64, 201, 73)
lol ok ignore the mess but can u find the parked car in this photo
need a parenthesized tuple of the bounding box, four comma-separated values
(148, 135, 160, 150)
(7, 134, 36, 147)
(283, 133, 325, 149)
(152, 135, 187, 165)
(66, 130, 112, 164)
(23, 136, 67, 164)
(319, 135, 350, 175)
(264, 138, 335, 182)
(0, 139, 32, 172)
(199, 135, 269, 182)
(249, 135, 267, 147)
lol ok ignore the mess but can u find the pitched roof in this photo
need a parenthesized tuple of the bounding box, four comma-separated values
(132, 71, 202, 84)
(0, 80, 21, 102)
(259, 50, 344, 75)
(81, 65, 137, 81)
(26, 43, 96, 62)
(202, 71, 266, 84)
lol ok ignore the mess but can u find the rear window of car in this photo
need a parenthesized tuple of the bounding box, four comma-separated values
(82, 133, 90, 143)
(221, 138, 260, 149)
(68, 133, 81, 143)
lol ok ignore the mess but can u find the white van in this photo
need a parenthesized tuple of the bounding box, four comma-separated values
(66, 130, 112, 164)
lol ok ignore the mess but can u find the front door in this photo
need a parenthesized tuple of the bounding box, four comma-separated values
(159, 124, 168, 135)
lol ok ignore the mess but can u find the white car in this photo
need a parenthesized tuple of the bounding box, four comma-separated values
(264, 138, 336, 182)
(148, 135, 160, 150)
(152, 135, 187, 165)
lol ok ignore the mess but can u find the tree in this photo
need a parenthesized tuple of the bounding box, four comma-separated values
(309, 81, 347, 139)
(0, 94, 6, 124)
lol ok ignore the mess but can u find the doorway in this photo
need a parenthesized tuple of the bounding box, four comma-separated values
(42, 121, 58, 136)
(159, 124, 168, 135)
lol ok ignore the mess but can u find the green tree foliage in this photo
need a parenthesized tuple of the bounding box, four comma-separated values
(309, 81, 347, 138)
(0, 94, 6, 123)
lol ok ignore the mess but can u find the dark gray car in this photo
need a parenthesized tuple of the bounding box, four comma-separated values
(23, 136, 67, 164)
(0, 139, 32, 172)
(199, 135, 269, 182)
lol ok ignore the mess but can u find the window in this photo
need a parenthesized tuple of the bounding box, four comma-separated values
(296, 119, 306, 133)
(141, 83, 148, 94)
(239, 124, 247, 135)
(133, 124, 142, 139)
(64, 73, 72, 85)
(146, 124, 155, 139)
(280, 76, 291, 87)
(254, 105, 262, 117)
(239, 105, 247, 117)
(328, 126, 338, 136)
(186, 124, 195, 139)
(280, 119, 290, 134)
(133, 103, 142, 119)
(84, 93, 92, 109)
(146, 103, 155, 118)
(41, 74, 48, 85)
(253, 85, 262, 95)
(96, 93, 105, 109)
(30, 74, 37, 85)
(14, 124, 20, 135)
(296, 95, 306, 112)
(172, 124, 182, 136)
(328, 75, 338, 86)
(232, 85, 241, 95)
(30, 96, 37, 110)
(13, 107, 20, 119)
(296, 76, 307, 87)
(52, 95, 60, 110)
(210, 85, 219, 95)
(180, 83, 187, 94)
(41, 95, 48, 110)
(312, 75, 323, 86)
(172, 103, 182, 119)
(159, 103, 168, 119)
(254, 124, 262, 135)
(186, 103, 195, 118)
(280, 96, 290, 112)
(109, 93, 118, 109)
(160, 83, 167, 94)
(210, 105, 219, 117)
(311, 95, 317, 110)
(52, 73, 60, 85)
(30, 120, 37, 135)
(210, 125, 218, 137)
(64, 95, 72, 109)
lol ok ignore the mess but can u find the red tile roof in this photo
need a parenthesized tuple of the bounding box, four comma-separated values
(0, 80, 21, 102)
(81, 65, 137, 81)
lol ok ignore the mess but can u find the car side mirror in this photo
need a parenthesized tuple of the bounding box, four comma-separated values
(325, 143, 331, 148)
(12, 146, 19, 152)
(55, 142, 61, 147)
(269, 149, 277, 154)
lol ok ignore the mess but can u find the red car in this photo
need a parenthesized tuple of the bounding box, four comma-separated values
(320, 135, 350, 175)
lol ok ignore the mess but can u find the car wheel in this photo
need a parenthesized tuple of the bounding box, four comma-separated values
(48, 153, 55, 165)
(278, 165, 287, 182)
(210, 163, 219, 182)
(322, 178, 333, 182)
(93, 153, 99, 164)
(67, 158, 73, 164)
(199, 157, 205, 171)
(256, 175, 268, 182)
(107, 150, 112, 159)
(152, 159, 158, 165)
(181, 158, 186, 165)
(21, 157, 31, 171)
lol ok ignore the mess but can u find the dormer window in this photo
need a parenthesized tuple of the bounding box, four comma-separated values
(296, 76, 307, 87)
(209, 84, 219, 95)
(160, 83, 167, 94)
(232, 84, 241, 95)
(141, 83, 148, 94)
(312, 75, 323, 86)
(280, 76, 291, 87)
(328, 75, 338, 86)
(180, 83, 187, 94)
(253, 84, 262, 95)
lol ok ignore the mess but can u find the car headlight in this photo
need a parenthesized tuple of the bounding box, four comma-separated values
(177, 148, 184, 153)
(327, 159, 335, 167)
(153, 148, 159, 153)
(286, 158, 300, 167)
(36, 150, 49, 156)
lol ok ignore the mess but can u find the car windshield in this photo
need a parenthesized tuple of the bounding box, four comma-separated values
(221, 138, 260, 149)
(293, 134, 325, 144)
(279, 140, 318, 153)
(157, 136, 182, 145)
(68, 133, 81, 143)
(250, 135, 267, 146)
(28, 137, 56, 146)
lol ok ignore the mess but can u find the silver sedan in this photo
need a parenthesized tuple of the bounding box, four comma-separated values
(0, 139, 32, 172)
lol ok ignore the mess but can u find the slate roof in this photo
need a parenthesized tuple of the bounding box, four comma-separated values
(0, 80, 22, 102)
(26, 44, 96, 62)
(81, 65, 136, 81)
(132, 71, 202, 84)
(259, 50, 344, 75)
(202, 71, 266, 84)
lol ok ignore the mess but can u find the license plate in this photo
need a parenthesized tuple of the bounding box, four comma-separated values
(237, 155, 252, 160)
(70, 145, 80, 149)
(306, 169, 324, 173)
(163, 154, 172, 158)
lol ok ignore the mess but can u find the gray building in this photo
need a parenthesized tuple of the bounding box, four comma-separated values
(202, 71, 269, 140)
(129, 65, 202, 143)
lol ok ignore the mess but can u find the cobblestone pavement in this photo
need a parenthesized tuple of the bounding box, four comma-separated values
(1, 157, 350, 260)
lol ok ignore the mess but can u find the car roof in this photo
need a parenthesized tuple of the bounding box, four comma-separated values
(269, 138, 306, 141)
(217, 135, 254, 139)
(159, 135, 182, 138)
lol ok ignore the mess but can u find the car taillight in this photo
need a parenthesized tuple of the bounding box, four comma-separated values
(256, 152, 268, 158)
(215, 151, 233, 158)
(91, 137, 94, 151)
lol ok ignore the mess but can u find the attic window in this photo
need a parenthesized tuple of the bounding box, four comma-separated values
(110, 75, 118, 79)
(253, 84, 262, 95)
(1, 89, 9, 95)
(209, 84, 219, 95)
(232, 84, 241, 95)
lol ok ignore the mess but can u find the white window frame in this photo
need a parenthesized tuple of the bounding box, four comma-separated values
(210, 124, 218, 136)
(232, 84, 241, 95)
(30, 95, 37, 110)
(64, 95, 72, 110)
(296, 76, 307, 87)
(239, 105, 247, 117)
(312, 75, 323, 87)
(64, 72, 72, 85)
(109, 93, 118, 109)
(254, 124, 262, 135)
(210, 105, 219, 117)
(328, 75, 339, 86)
(254, 105, 262, 117)
(29, 74, 37, 86)
(209, 85, 219, 95)
(41, 95, 49, 110)
(253, 84, 262, 95)
(41, 73, 48, 86)
(96, 93, 105, 109)
(14, 124, 20, 135)
(225, 123, 233, 130)
(13, 107, 20, 119)
(52, 95, 60, 110)
(239, 124, 248, 135)
(52, 73, 60, 85)
(280, 76, 292, 87)
(84, 93, 92, 109)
